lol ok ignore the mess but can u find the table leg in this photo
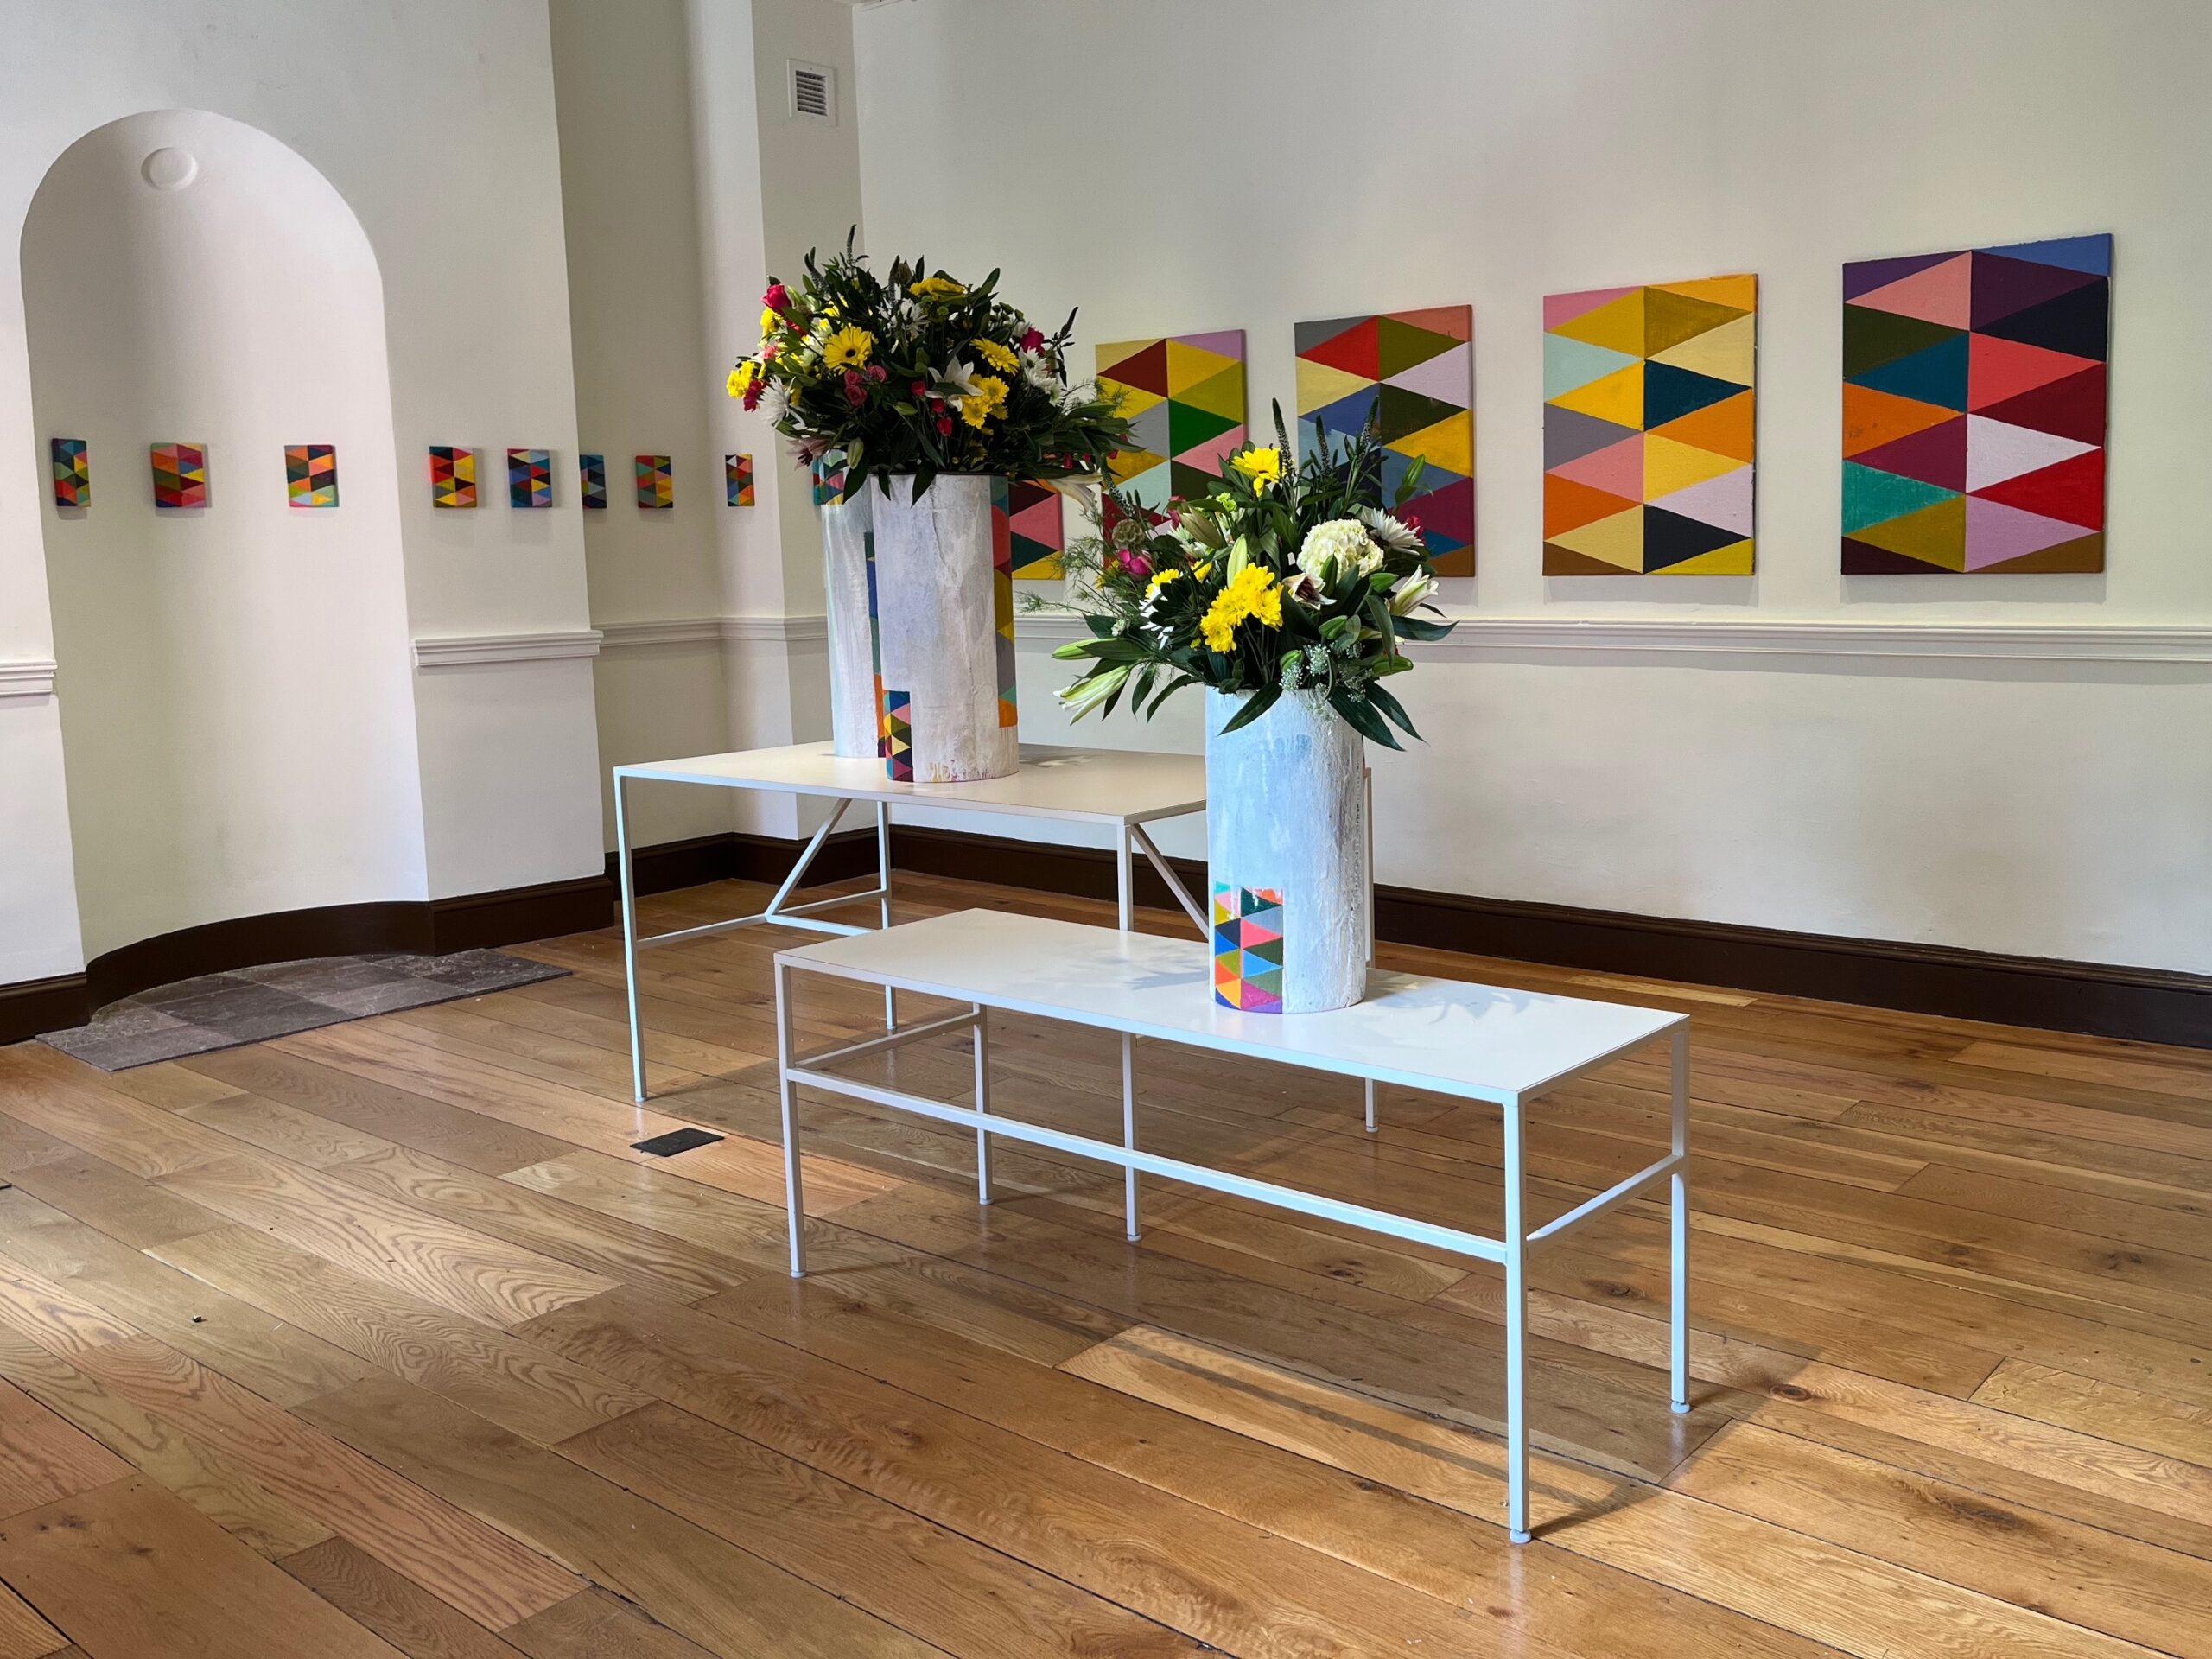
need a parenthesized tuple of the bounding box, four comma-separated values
(1504, 1091, 1529, 1543)
(615, 774, 648, 1104)
(1363, 1077, 1377, 1134)
(1116, 824, 1135, 931)
(974, 1004, 993, 1205)
(775, 959, 807, 1279)
(1670, 1024, 1692, 1414)
(877, 801, 896, 1029)
(1122, 1032, 1141, 1240)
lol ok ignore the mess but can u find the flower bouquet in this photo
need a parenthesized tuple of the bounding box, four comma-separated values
(1043, 410, 1458, 1013)
(726, 233, 1133, 781)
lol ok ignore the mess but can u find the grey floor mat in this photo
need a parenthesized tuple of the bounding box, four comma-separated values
(39, 949, 569, 1071)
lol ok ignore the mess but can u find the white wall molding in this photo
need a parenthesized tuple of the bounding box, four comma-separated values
(0, 659, 58, 700)
(412, 630, 603, 670)
(1011, 612, 2212, 665)
(597, 615, 828, 651)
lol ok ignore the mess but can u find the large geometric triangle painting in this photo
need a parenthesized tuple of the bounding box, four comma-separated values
(1842, 234, 2110, 574)
(150, 442, 207, 510)
(1542, 274, 1758, 575)
(285, 444, 337, 508)
(429, 446, 476, 509)
(1096, 331, 1246, 510)
(1007, 480, 1065, 579)
(1294, 306, 1474, 575)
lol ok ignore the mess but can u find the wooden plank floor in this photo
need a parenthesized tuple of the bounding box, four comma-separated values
(0, 871, 2207, 1656)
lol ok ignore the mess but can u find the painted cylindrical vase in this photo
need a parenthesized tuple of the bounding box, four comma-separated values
(1205, 688, 1370, 1014)
(813, 456, 880, 760)
(869, 473, 1019, 783)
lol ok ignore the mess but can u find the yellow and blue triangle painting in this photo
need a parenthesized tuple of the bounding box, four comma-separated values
(1096, 332, 1247, 509)
(1543, 275, 1758, 575)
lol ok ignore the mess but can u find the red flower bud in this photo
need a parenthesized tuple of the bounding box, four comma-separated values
(911, 379, 929, 397)
(1019, 327, 1045, 353)
(742, 383, 762, 411)
(936, 415, 954, 435)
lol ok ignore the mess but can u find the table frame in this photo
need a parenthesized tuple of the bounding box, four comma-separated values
(772, 944, 1691, 1545)
(611, 747, 1211, 1103)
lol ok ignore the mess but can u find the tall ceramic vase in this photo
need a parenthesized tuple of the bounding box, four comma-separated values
(1206, 688, 1370, 1014)
(812, 457, 880, 760)
(869, 474, 1019, 783)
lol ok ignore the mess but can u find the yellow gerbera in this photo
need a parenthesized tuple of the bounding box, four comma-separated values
(1198, 565, 1283, 652)
(727, 359, 758, 398)
(972, 337, 1019, 372)
(912, 275, 968, 302)
(823, 324, 874, 368)
(1230, 446, 1283, 492)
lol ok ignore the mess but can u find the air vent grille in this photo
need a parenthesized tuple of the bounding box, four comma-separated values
(789, 60, 836, 123)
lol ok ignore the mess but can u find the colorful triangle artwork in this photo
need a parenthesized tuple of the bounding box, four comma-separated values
(1006, 479, 1065, 580)
(1294, 305, 1474, 575)
(1098, 332, 1246, 512)
(1543, 275, 1757, 574)
(1842, 235, 2109, 573)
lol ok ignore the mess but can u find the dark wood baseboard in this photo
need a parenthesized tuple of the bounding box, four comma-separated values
(13, 823, 2206, 1052)
(2, 874, 613, 1044)
(886, 824, 2212, 1051)
(605, 829, 877, 899)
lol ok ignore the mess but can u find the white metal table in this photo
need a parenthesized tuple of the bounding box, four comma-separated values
(613, 742, 1209, 1101)
(772, 907, 1691, 1544)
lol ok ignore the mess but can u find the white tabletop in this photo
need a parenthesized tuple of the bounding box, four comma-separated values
(616, 742, 1205, 824)
(778, 910, 1684, 1103)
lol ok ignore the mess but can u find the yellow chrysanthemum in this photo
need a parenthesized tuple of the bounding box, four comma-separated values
(727, 359, 758, 398)
(823, 324, 874, 369)
(759, 307, 780, 341)
(1198, 566, 1282, 652)
(1230, 446, 1283, 492)
(961, 374, 1009, 428)
(912, 275, 968, 302)
(1147, 568, 1182, 593)
(972, 337, 1019, 372)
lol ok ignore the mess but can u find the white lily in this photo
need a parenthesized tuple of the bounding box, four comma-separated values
(1387, 572, 1438, 614)
(934, 356, 982, 401)
(1058, 663, 1130, 717)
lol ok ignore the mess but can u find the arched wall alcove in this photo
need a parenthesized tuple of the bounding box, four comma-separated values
(22, 109, 429, 978)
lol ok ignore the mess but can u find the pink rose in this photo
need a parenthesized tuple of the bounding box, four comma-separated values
(1019, 327, 1045, 353)
(1116, 548, 1154, 581)
(762, 282, 792, 315)
(843, 369, 868, 406)
(865, 364, 887, 383)
(742, 383, 762, 411)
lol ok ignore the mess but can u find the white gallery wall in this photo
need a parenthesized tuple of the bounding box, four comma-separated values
(0, 0, 606, 981)
(853, 0, 2212, 975)
(23, 111, 427, 960)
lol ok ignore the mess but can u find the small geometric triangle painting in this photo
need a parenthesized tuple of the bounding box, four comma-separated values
(580, 453, 607, 508)
(636, 454, 673, 509)
(285, 444, 338, 508)
(1095, 331, 1247, 510)
(429, 446, 476, 509)
(1842, 234, 2110, 574)
(150, 442, 208, 510)
(51, 439, 88, 509)
(1295, 306, 1473, 575)
(1542, 275, 1758, 575)
(508, 448, 552, 509)
(726, 454, 754, 507)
